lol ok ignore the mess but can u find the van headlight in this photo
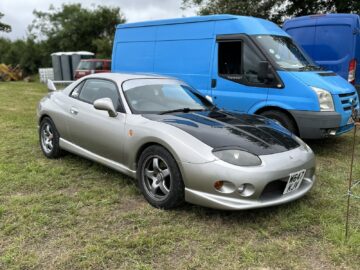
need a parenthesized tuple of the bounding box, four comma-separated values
(311, 86, 334, 112)
(213, 149, 262, 166)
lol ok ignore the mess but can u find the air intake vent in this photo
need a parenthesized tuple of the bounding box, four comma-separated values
(317, 72, 337, 77)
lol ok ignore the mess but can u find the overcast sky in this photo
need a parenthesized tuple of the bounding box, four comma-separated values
(0, 0, 197, 40)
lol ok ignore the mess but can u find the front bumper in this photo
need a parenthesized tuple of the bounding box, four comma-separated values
(289, 110, 353, 139)
(180, 146, 315, 210)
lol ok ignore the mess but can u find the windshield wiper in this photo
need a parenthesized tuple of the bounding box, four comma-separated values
(299, 64, 322, 71)
(159, 108, 206, 115)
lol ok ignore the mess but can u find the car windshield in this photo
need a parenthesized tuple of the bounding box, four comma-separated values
(253, 35, 321, 71)
(122, 79, 212, 114)
(77, 61, 93, 70)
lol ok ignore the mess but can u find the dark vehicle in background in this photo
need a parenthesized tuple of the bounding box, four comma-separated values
(74, 59, 111, 79)
(283, 14, 360, 93)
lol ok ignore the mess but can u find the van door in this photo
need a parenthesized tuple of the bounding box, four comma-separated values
(211, 36, 269, 113)
(314, 17, 355, 79)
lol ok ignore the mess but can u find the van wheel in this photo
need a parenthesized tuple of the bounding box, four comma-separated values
(137, 145, 185, 209)
(260, 110, 298, 134)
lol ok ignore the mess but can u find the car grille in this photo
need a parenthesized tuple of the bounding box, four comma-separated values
(339, 92, 358, 111)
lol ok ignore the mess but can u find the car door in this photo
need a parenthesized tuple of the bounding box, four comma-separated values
(66, 78, 126, 163)
(211, 35, 269, 113)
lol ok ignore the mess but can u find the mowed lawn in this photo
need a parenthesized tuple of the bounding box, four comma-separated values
(0, 81, 359, 269)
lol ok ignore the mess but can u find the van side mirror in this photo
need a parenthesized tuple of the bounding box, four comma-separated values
(93, 98, 118, 117)
(258, 61, 270, 82)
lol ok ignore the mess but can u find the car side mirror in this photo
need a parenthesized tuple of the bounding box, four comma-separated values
(258, 61, 270, 82)
(93, 98, 118, 117)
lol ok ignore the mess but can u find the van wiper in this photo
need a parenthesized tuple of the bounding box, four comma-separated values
(159, 108, 206, 115)
(299, 64, 322, 71)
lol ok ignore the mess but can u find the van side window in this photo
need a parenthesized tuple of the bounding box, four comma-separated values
(218, 41, 263, 84)
(242, 43, 263, 83)
(218, 42, 242, 78)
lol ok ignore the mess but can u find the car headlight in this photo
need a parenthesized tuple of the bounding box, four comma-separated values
(212, 149, 262, 166)
(311, 86, 334, 112)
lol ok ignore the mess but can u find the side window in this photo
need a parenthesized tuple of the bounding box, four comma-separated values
(218, 40, 264, 84)
(218, 41, 242, 79)
(78, 79, 120, 109)
(242, 43, 263, 83)
(95, 61, 104, 70)
(70, 81, 85, 98)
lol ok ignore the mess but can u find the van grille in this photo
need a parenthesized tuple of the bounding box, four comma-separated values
(339, 92, 358, 111)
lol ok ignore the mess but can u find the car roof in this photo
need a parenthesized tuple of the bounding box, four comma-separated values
(62, 72, 180, 95)
(80, 72, 174, 82)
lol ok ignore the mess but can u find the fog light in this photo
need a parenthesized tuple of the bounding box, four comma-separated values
(238, 183, 255, 197)
(238, 184, 246, 193)
(214, 181, 224, 190)
(214, 180, 236, 193)
(329, 129, 336, 136)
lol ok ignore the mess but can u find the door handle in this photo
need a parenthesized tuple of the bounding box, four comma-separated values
(70, 107, 79, 115)
(211, 78, 217, 88)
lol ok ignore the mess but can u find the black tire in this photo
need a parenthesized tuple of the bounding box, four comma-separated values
(259, 110, 298, 135)
(39, 117, 64, 159)
(137, 145, 185, 209)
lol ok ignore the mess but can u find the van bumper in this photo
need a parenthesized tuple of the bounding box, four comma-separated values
(289, 110, 353, 139)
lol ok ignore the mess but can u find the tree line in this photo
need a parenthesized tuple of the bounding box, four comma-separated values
(182, 0, 360, 24)
(1, 1, 360, 76)
(0, 4, 125, 76)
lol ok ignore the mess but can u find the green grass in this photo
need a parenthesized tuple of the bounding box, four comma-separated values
(0, 81, 359, 269)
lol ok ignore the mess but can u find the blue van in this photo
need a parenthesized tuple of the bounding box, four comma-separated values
(112, 15, 359, 139)
(283, 14, 360, 92)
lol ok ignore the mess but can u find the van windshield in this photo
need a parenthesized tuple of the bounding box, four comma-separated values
(253, 35, 321, 71)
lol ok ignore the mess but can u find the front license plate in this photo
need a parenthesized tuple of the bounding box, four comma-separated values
(283, 169, 306, 194)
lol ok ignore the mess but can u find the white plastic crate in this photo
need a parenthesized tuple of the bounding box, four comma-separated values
(39, 68, 54, 83)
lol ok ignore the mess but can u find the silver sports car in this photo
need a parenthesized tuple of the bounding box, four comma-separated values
(37, 73, 316, 210)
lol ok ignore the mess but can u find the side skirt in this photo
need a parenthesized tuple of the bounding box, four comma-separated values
(59, 138, 136, 178)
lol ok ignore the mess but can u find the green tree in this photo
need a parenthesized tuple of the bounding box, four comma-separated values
(182, 0, 284, 23)
(0, 12, 11, 32)
(29, 4, 125, 57)
(0, 37, 48, 75)
(183, 0, 360, 23)
(280, 0, 360, 18)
